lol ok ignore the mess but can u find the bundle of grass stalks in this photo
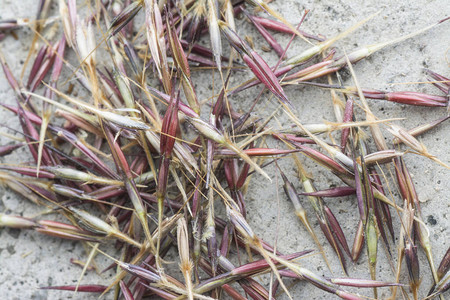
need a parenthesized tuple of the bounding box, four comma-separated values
(0, 0, 449, 299)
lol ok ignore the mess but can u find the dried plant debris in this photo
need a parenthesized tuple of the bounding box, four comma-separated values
(0, 0, 449, 299)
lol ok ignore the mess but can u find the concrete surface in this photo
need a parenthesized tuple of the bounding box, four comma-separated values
(0, 0, 449, 299)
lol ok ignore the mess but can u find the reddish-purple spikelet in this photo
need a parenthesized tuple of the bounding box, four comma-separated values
(404, 239, 420, 295)
(219, 20, 291, 105)
(340, 97, 354, 151)
(273, 133, 316, 144)
(252, 15, 325, 41)
(231, 252, 305, 275)
(119, 280, 135, 300)
(222, 284, 247, 300)
(140, 284, 177, 299)
(40, 285, 107, 292)
(335, 290, 364, 300)
(0, 143, 24, 157)
(147, 85, 198, 118)
(437, 247, 450, 280)
(160, 91, 180, 158)
(180, 40, 235, 63)
(26, 45, 48, 89)
(331, 277, 403, 287)
(243, 53, 291, 105)
(215, 148, 299, 157)
(119, 262, 161, 282)
(296, 144, 350, 175)
(229, 64, 294, 96)
(300, 186, 356, 198)
(108, 1, 142, 37)
(324, 205, 351, 257)
(352, 220, 365, 262)
(354, 89, 448, 107)
(425, 69, 450, 93)
(244, 10, 285, 58)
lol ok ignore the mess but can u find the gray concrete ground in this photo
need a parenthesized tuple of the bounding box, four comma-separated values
(0, 0, 449, 299)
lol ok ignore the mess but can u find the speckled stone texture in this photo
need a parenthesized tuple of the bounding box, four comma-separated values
(0, 1, 449, 299)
